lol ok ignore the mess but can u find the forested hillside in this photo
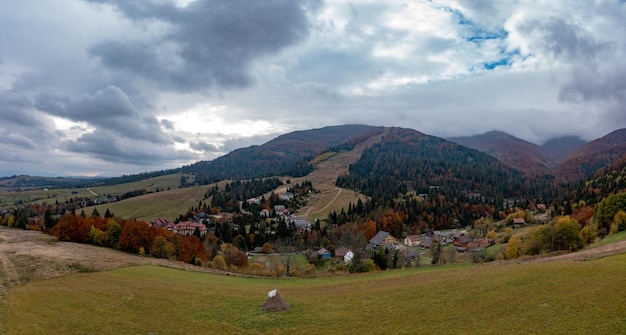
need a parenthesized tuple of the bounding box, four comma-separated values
(335, 127, 554, 230)
(449, 131, 554, 176)
(179, 125, 381, 184)
(554, 129, 626, 183)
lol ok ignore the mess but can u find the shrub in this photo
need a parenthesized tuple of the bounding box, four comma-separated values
(221, 243, 248, 267)
(274, 264, 286, 277)
(151, 236, 176, 259)
(212, 255, 226, 270)
(554, 216, 583, 251)
(616, 210, 626, 232)
(499, 227, 513, 243)
(579, 224, 597, 244)
(303, 264, 317, 277)
(506, 234, 524, 259)
(361, 259, 375, 272)
(470, 250, 486, 263)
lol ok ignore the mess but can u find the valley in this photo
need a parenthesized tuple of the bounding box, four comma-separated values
(1, 124, 626, 334)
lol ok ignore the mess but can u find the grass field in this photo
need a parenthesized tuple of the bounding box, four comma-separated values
(90, 185, 210, 222)
(3, 254, 625, 335)
(0, 174, 193, 212)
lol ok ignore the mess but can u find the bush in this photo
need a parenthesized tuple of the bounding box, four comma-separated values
(361, 259, 375, 272)
(579, 224, 597, 244)
(616, 210, 626, 232)
(262, 242, 273, 254)
(470, 250, 486, 263)
(554, 216, 583, 251)
(308, 254, 326, 268)
(506, 234, 524, 259)
(212, 255, 226, 270)
(303, 264, 317, 277)
(499, 227, 513, 243)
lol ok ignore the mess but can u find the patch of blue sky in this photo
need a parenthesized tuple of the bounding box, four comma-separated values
(465, 29, 508, 44)
(483, 58, 510, 70)
(431, 2, 508, 44)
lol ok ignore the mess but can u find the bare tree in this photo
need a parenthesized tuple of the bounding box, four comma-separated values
(273, 236, 301, 276)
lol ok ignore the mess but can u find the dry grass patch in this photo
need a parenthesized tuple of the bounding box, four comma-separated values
(90, 185, 209, 222)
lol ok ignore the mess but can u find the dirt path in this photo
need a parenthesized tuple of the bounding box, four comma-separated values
(306, 188, 342, 216)
(298, 129, 389, 218)
(534, 239, 626, 262)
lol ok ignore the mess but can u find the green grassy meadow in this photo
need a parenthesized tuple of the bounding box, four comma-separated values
(3, 254, 625, 335)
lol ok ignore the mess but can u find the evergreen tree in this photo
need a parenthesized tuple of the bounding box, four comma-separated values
(44, 208, 56, 230)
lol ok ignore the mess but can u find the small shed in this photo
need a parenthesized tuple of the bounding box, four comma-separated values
(513, 217, 526, 227)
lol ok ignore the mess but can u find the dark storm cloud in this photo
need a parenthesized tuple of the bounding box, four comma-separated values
(524, 17, 626, 104)
(0, 134, 35, 149)
(35, 85, 171, 144)
(0, 92, 42, 127)
(160, 118, 175, 130)
(189, 141, 219, 152)
(220, 133, 278, 153)
(64, 129, 196, 164)
(86, 0, 314, 91)
(0, 91, 58, 149)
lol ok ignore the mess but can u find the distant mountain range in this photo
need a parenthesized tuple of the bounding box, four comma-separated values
(4, 125, 625, 191)
(449, 129, 626, 183)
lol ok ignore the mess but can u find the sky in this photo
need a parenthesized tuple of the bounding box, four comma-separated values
(1, 0, 626, 177)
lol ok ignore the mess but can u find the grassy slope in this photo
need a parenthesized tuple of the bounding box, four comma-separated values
(0, 174, 190, 211)
(4, 254, 625, 335)
(89, 186, 208, 222)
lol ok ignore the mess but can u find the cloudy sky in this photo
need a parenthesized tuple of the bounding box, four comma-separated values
(1, 0, 625, 177)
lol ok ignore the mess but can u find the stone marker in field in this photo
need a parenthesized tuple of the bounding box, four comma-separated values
(262, 289, 290, 312)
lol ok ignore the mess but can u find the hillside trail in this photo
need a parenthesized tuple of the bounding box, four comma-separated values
(300, 128, 389, 217)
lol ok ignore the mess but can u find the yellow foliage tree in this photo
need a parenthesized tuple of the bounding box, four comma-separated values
(506, 234, 524, 259)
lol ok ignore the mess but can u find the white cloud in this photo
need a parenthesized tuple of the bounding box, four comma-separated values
(1, 0, 626, 176)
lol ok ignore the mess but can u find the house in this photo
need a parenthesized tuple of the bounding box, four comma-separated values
(421, 232, 446, 249)
(421, 236, 434, 249)
(453, 234, 472, 250)
(513, 217, 526, 227)
(317, 248, 331, 259)
(150, 218, 171, 229)
(247, 196, 262, 205)
(404, 235, 421, 247)
(174, 221, 208, 237)
(279, 192, 294, 201)
(536, 204, 547, 212)
(211, 212, 234, 224)
(290, 217, 311, 234)
(274, 205, 288, 216)
(260, 209, 270, 217)
(466, 237, 493, 251)
(366, 231, 397, 250)
(334, 247, 350, 259)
